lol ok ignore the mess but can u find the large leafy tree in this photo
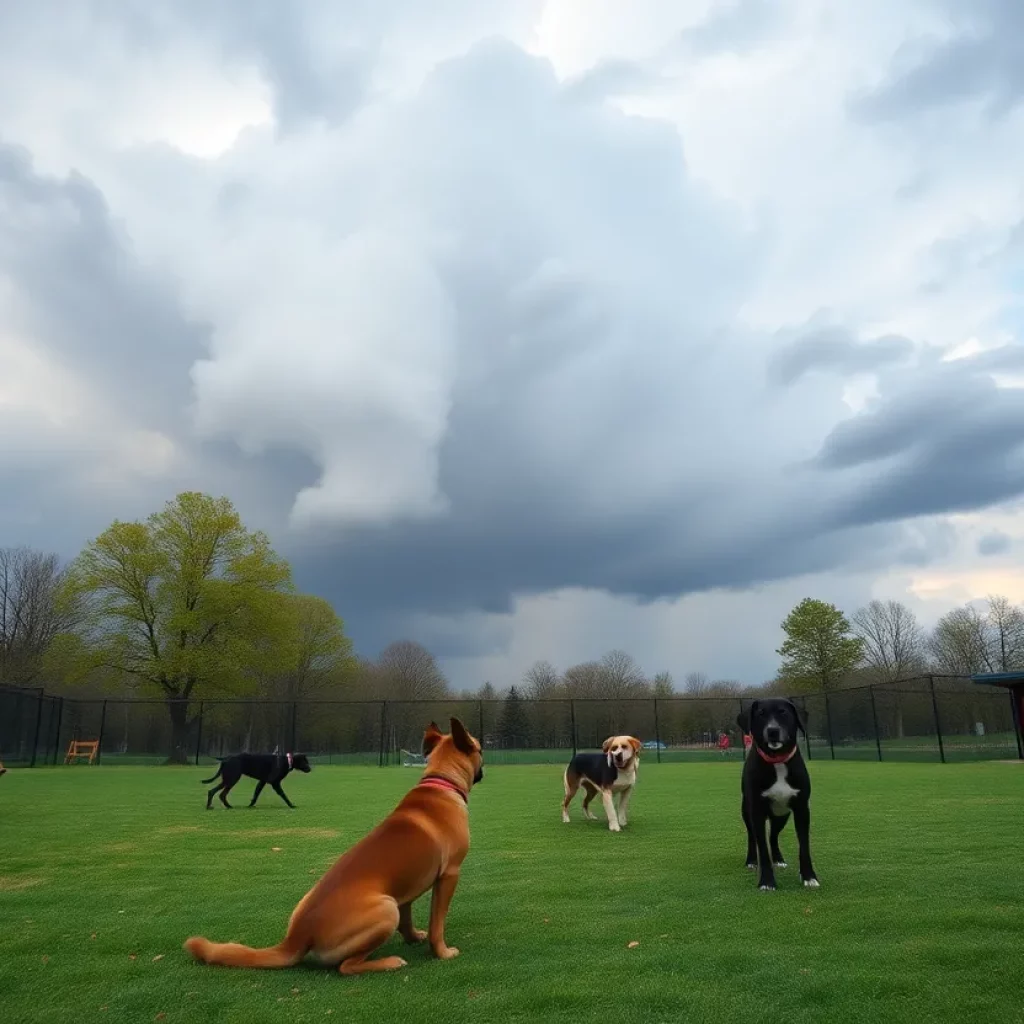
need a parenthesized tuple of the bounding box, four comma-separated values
(777, 598, 863, 691)
(67, 492, 294, 761)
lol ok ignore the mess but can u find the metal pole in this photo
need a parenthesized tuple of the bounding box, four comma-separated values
(823, 692, 835, 760)
(869, 686, 883, 762)
(194, 701, 204, 766)
(801, 696, 813, 760)
(290, 700, 298, 752)
(97, 700, 108, 765)
(378, 701, 387, 767)
(653, 698, 662, 764)
(570, 700, 577, 755)
(29, 693, 44, 768)
(53, 696, 64, 765)
(1011, 689, 1024, 761)
(928, 675, 946, 764)
(478, 700, 485, 750)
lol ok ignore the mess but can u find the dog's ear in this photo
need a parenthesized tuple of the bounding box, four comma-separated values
(422, 721, 444, 757)
(602, 737, 614, 753)
(786, 699, 808, 735)
(736, 706, 750, 733)
(628, 737, 642, 756)
(450, 717, 475, 755)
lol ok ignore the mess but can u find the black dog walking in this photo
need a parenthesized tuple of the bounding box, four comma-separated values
(202, 752, 312, 809)
(737, 698, 819, 891)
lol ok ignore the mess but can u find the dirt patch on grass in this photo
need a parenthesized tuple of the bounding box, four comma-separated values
(102, 842, 138, 853)
(156, 825, 205, 835)
(0, 876, 45, 892)
(227, 828, 340, 839)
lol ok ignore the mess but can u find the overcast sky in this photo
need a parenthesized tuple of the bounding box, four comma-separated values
(2, 0, 1023, 690)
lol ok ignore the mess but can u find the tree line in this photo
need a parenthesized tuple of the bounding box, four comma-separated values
(3, 492, 1021, 759)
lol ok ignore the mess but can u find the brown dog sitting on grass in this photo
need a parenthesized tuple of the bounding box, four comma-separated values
(184, 718, 483, 976)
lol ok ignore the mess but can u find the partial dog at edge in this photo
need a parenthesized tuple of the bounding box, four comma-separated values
(737, 698, 820, 891)
(184, 718, 483, 976)
(561, 735, 641, 832)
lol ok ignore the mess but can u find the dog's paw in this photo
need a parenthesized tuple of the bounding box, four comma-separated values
(745, 862, 757, 871)
(609, 823, 621, 832)
(433, 946, 460, 960)
(404, 929, 428, 944)
(758, 883, 776, 891)
(561, 813, 570, 823)
(774, 860, 788, 869)
(802, 878, 820, 888)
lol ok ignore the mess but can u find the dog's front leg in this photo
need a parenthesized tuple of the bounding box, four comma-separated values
(428, 871, 461, 960)
(249, 780, 267, 807)
(741, 798, 757, 870)
(271, 781, 296, 808)
(398, 902, 427, 944)
(601, 789, 621, 832)
(617, 786, 633, 827)
(750, 799, 776, 890)
(792, 801, 819, 888)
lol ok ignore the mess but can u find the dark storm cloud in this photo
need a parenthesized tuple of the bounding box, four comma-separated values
(851, 1, 1024, 120)
(815, 369, 1024, 527)
(0, 142, 207, 430)
(768, 326, 914, 386)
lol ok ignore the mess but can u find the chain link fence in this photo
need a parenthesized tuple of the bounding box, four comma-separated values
(1, 676, 1020, 767)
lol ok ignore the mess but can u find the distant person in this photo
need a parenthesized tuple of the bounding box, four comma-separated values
(743, 732, 753, 756)
(718, 732, 731, 756)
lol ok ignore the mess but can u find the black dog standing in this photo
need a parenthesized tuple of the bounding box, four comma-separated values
(202, 752, 312, 809)
(737, 699, 819, 891)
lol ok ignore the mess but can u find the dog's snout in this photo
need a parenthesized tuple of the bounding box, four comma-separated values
(765, 725, 781, 739)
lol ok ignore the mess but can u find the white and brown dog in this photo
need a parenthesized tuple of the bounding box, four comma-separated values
(561, 735, 641, 832)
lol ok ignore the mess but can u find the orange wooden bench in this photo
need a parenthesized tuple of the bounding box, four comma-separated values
(65, 740, 99, 764)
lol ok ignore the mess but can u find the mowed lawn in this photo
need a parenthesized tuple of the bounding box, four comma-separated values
(1, 762, 1022, 1024)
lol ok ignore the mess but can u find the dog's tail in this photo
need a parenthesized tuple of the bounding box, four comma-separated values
(183, 931, 306, 969)
(200, 763, 223, 785)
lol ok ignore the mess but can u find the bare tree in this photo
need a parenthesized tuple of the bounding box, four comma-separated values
(986, 594, 1024, 671)
(598, 649, 647, 696)
(929, 605, 993, 675)
(0, 546, 79, 685)
(851, 599, 926, 682)
(683, 671, 710, 696)
(374, 640, 450, 700)
(562, 660, 604, 698)
(652, 671, 674, 696)
(523, 660, 561, 699)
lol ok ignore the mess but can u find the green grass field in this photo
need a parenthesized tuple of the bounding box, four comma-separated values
(1, 762, 1022, 1024)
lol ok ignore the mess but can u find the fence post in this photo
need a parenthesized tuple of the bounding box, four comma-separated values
(194, 702, 204, 766)
(290, 701, 298, 753)
(570, 700, 577, 755)
(96, 700, 108, 765)
(823, 692, 835, 760)
(1011, 690, 1024, 761)
(928, 675, 946, 764)
(868, 686, 883, 762)
(378, 701, 388, 767)
(29, 693, 44, 768)
(478, 700, 485, 750)
(653, 699, 662, 763)
(52, 696, 65, 765)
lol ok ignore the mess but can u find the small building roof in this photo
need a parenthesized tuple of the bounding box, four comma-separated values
(971, 672, 1024, 688)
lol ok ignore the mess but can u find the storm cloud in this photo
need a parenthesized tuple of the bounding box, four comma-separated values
(1, 0, 1022, 685)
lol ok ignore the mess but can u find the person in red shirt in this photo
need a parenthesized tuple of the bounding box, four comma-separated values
(718, 731, 731, 756)
(743, 732, 753, 755)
